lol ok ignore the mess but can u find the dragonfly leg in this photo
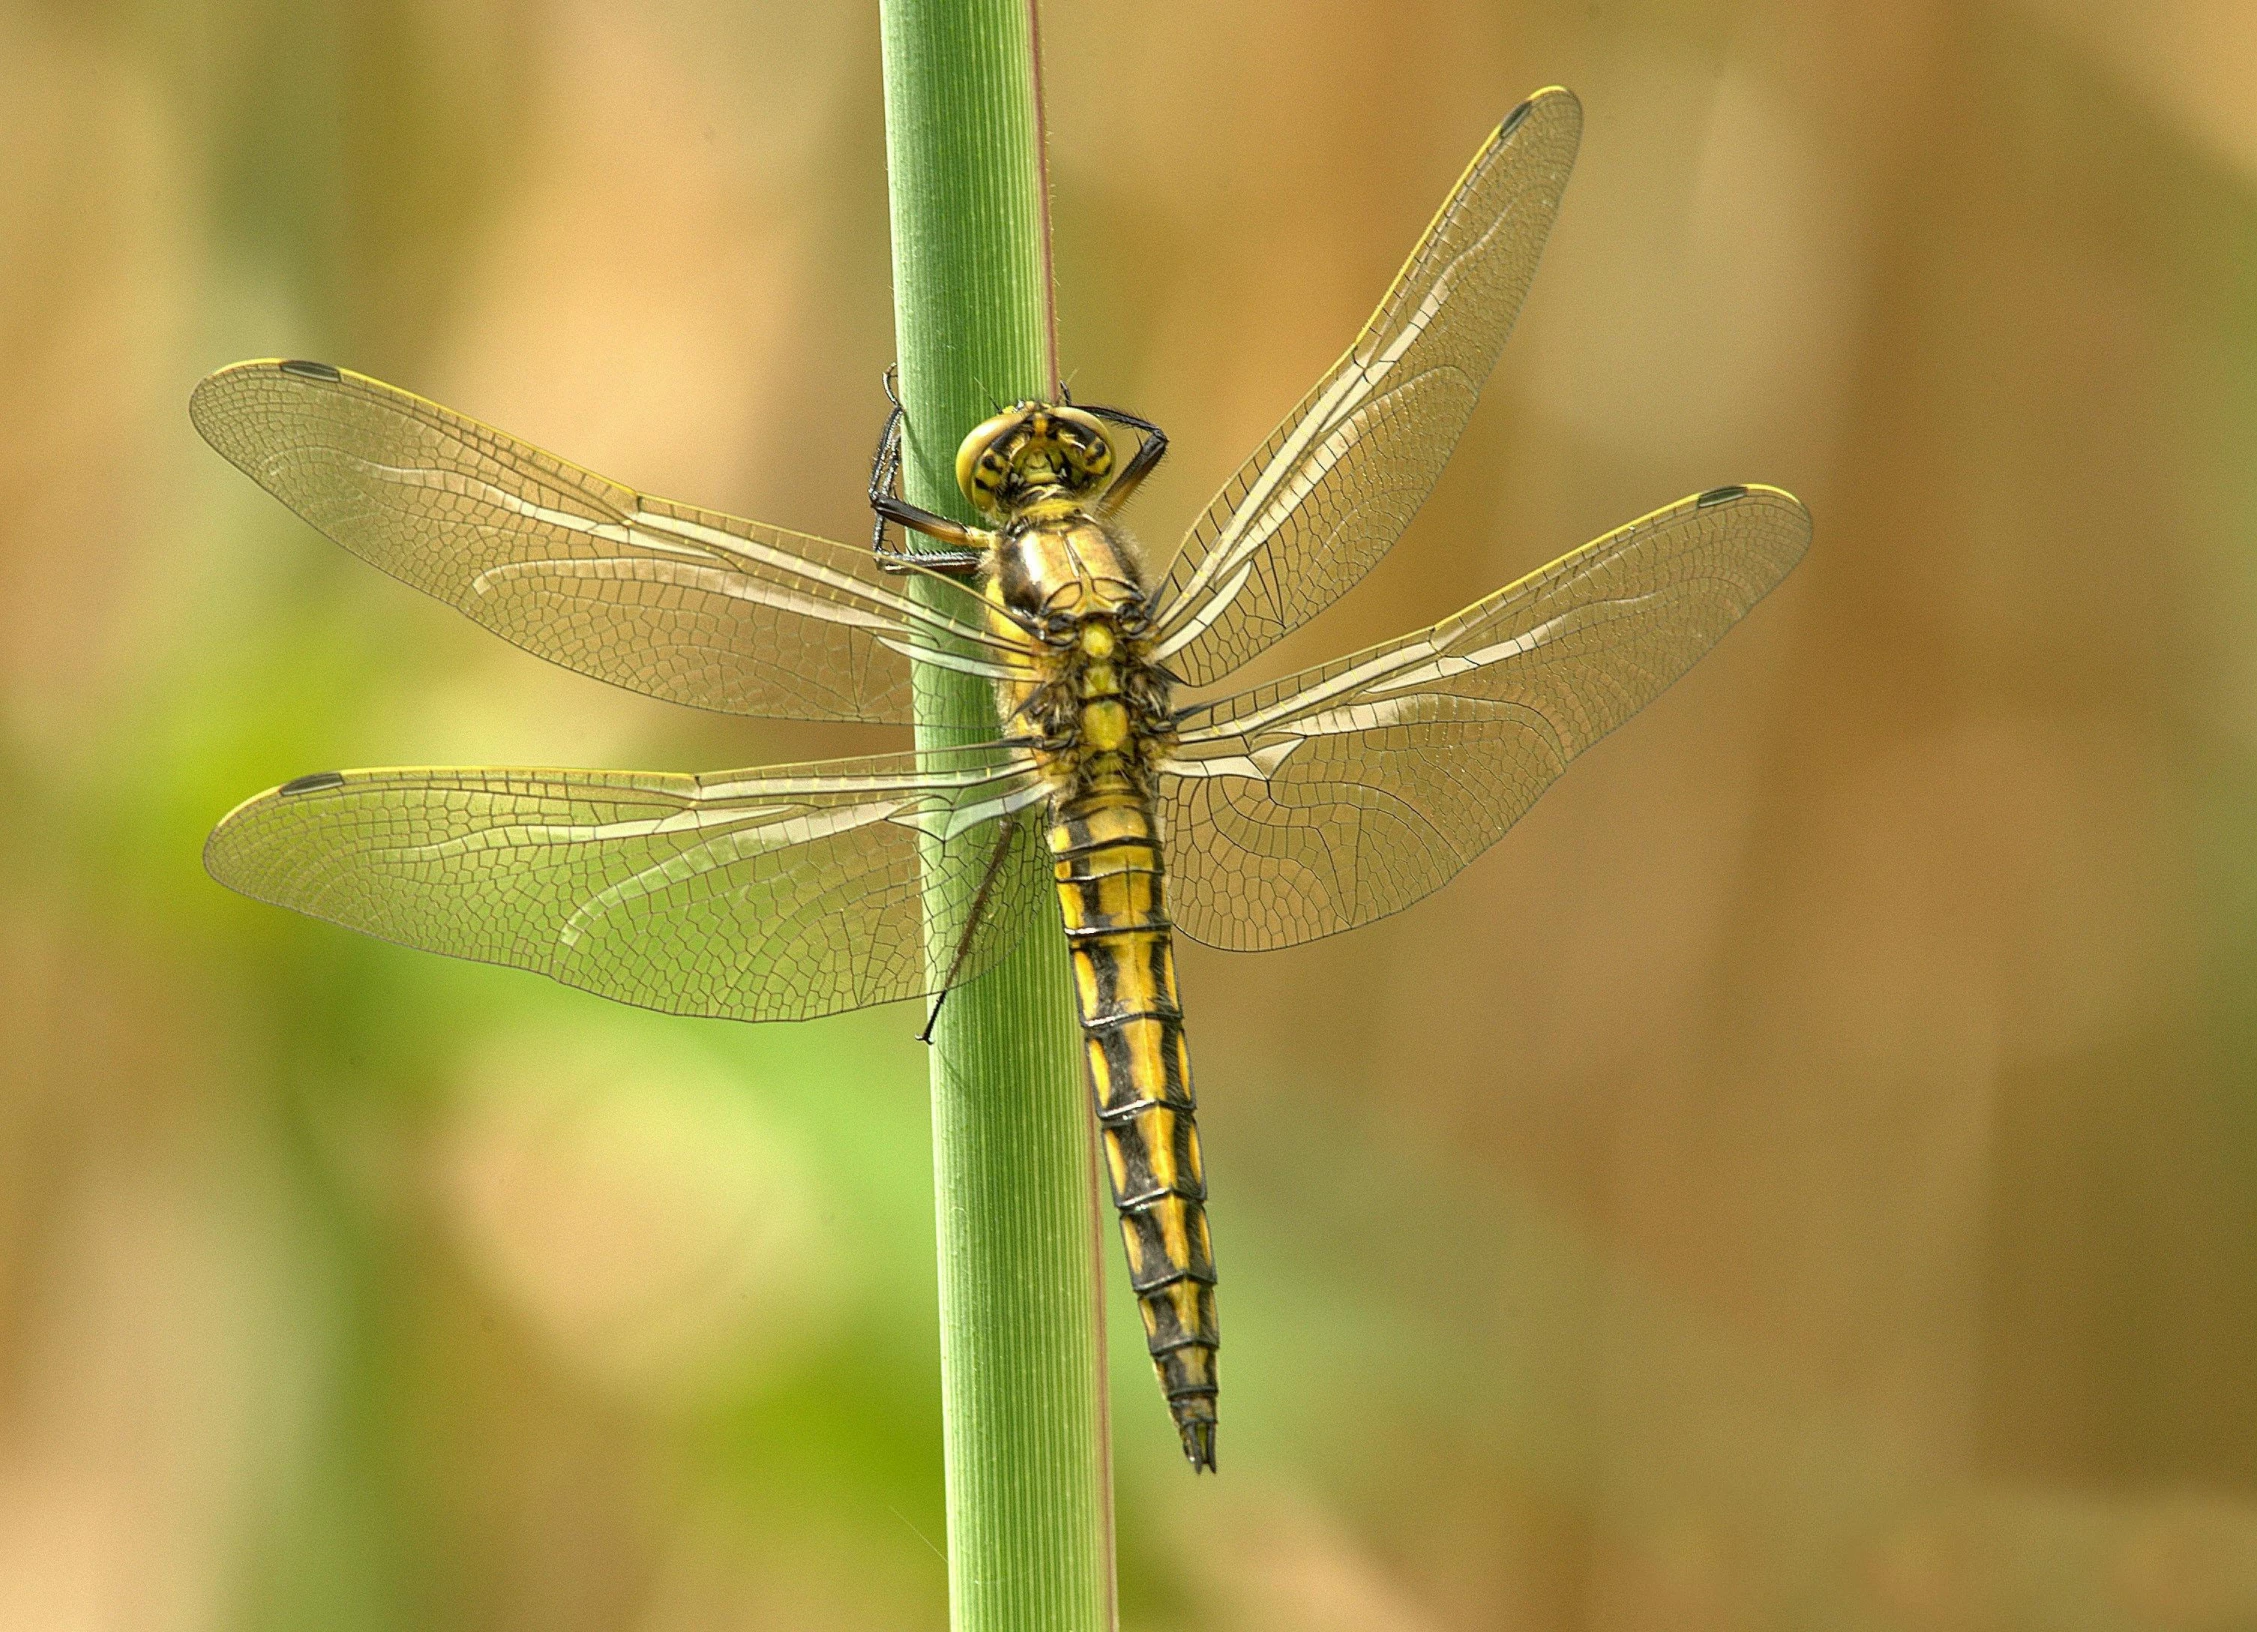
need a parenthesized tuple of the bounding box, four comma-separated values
(872, 497, 987, 575)
(919, 817, 1021, 1043)
(1067, 398, 1169, 514)
(870, 367, 989, 577)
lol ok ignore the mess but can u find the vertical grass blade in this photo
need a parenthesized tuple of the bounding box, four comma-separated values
(878, 4, 1116, 1628)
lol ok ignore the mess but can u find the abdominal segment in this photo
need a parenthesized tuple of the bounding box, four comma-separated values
(1048, 785, 1220, 1472)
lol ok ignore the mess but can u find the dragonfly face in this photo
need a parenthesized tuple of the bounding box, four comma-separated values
(956, 403, 1117, 516)
(190, 85, 1810, 1473)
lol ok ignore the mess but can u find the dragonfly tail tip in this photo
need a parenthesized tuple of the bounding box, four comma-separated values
(1179, 1419, 1217, 1474)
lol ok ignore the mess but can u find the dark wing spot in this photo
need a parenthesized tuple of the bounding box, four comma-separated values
(278, 359, 342, 382)
(278, 771, 347, 795)
(1696, 485, 1749, 508)
(1500, 98, 1534, 139)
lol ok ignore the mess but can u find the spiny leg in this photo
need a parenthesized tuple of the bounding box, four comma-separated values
(869, 367, 988, 577)
(918, 816, 1022, 1044)
(1065, 397, 1169, 515)
(865, 370, 904, 557)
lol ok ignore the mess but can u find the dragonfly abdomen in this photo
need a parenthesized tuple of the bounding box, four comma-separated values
(1048, 781, 1219, 1472)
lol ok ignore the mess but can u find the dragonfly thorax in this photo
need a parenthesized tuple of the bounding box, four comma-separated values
(983, 512, 1170, 780)
(987, 513, 1152, 637)
(956, 403, 1116, 516)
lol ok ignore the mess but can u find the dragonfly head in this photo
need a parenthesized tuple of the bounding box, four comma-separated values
(956, 403, 1115, 514)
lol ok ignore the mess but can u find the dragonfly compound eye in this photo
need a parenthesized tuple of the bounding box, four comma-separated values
(955, 408, 1025, 513)
(1049, 406, 1115, 485)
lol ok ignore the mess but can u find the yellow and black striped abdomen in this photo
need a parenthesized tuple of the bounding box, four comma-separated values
(1049, 781, 1220, 1471)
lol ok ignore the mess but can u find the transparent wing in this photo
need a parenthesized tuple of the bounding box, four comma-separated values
(205, 745, 1053, 1022)
(190, 360, 1021, 724)
(1149, 87, 1583, 689)
(1161, 485, 1809, 951)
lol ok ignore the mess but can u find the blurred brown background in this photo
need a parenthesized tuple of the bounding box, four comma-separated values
(9, 1, 2257, 1627)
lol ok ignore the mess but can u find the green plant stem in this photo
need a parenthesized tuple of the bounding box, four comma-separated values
(878, 5, 1116, 1629)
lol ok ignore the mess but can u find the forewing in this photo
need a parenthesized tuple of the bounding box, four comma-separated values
(1150, 87, 1583, 689)
(205, 747, 1052, 1022)
(190, 360, 1016, 724)
(1162, 485, 1809, 951)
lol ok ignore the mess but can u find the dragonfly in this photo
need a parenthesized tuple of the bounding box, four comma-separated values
(193, 86, 1808, 1473)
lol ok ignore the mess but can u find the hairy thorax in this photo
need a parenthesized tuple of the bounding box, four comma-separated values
(984, 508, 1175, 796)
